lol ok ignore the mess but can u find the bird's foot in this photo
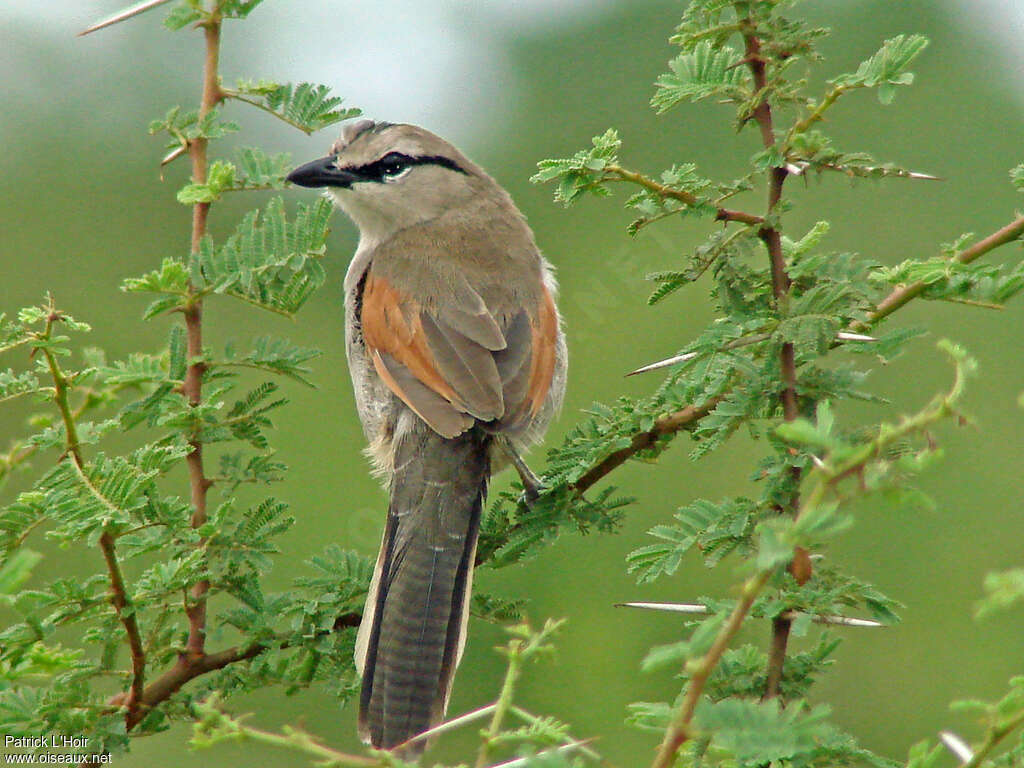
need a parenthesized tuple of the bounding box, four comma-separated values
(497, 438, 545, 506)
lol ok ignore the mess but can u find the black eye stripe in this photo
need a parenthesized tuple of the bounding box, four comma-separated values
(347, 153, 468, 183)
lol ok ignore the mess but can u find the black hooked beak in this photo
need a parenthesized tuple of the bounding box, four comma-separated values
(286, 156, 362, 189)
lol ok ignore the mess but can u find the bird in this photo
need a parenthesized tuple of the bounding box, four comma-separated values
(287, 120, 567, 754)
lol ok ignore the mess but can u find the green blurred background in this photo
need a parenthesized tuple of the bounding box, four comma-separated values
(2, 0, 1022, 764)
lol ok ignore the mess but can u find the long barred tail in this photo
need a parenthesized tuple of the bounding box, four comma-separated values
(355, 422, 490, 754)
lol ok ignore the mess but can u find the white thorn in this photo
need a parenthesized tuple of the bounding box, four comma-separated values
(811, 454, 826, 469)
(79, 0, 176, 36)
(894, 168, 942, 181)
(940, 731, 975, 764)
(811, 614, 883, 628)
(786, 162, 809, 176)
(394, 703, 497, 748)
(836, 332, 877, 342)
(618, 602, 883, 627)
(617, 601, 710, 614)
(627, 351, 697, 376)
(486, 740, 593, 768)
(161, 146, 187, 167)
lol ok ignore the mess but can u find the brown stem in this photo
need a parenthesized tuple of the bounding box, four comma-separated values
(739, 8, 801, 704)
(763, 615, 792, 698)
(183, 302, 210, 659)
(182, 11, 223, 663)
(570, 399, 722, 493)
(124, 612, 361, 729)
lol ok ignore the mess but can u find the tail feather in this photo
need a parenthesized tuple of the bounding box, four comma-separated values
(357, 423, 489, 753)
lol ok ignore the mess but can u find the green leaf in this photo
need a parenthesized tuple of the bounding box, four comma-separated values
(1011, 163, 1024, 192)
(121, 259, 189, 299)
(642, 613, 725, 672)
(230, 80, 360, 133)
(695, 698, 833, 763)
(652, 42, 748, 113)
(470, 593, 527, 623)
(531, 129, 622, 206)
(832, 34, 929, 103)
(192, 197, 330, 316)
(221, 0, 265, 19)
(217, 336, 321, 386)
(167, 326, 187, 381)
(0, 550, 42, 594)
(163, 3, 203, 31)
(626, 702, 672, 732)
(976, 568, 1024, 618)
(177, 161, 237, 204)
(0, 369, 43, 406)
(235, 147, 292, 189)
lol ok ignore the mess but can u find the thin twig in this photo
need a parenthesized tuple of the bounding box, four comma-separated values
(509, 707, 604, 761)
(193, 705, 380, 767)
(569, 399, 721, 494)
(860, 214, 1024, 329)
(646, 350, 970, 768)
(395, 703, 497, 750)
(604, 165, 763, 226)
(786, 84, 848, 140)
(956, 708, 1024, 768)
(485, 739, 596, 768)
(40, 315, 147, 722)
(123, 613, 360, 729)
(650, 571, 773, 768)
(617, 602, 883, 627)
(475, 640, 525, 768)
(220, 89, 316, 135)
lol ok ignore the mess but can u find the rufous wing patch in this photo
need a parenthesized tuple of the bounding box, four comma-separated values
(361, 273, 463, 408)
(526, 282, 558, 417)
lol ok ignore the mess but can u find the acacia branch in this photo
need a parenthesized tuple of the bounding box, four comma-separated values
(40, 314, 147, 721)
(182, 10, 224, 665)
(124, 612, 361, 729)
(737, 8, 801, 702)
(861, 214, 1024, 328)
(648, 338, 972, 768)
(569, 399, 721, 493)
(604, 164, 763, 226)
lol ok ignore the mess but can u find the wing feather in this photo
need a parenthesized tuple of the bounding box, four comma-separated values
(360, 269, 557, 437)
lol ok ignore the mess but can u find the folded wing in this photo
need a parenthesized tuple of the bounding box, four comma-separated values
(360, 270, 557, 438)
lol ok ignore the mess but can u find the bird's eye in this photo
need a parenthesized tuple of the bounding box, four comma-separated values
(379, 153, 411, 180)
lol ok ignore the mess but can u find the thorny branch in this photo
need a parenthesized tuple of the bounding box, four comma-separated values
(736, 5, 803, 703)
(648, 342, 974, 768)
(181, 11, 225, 664)
(604, 164, 764, 226)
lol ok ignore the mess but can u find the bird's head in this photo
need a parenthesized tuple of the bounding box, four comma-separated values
(287, 120, 486, 240)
